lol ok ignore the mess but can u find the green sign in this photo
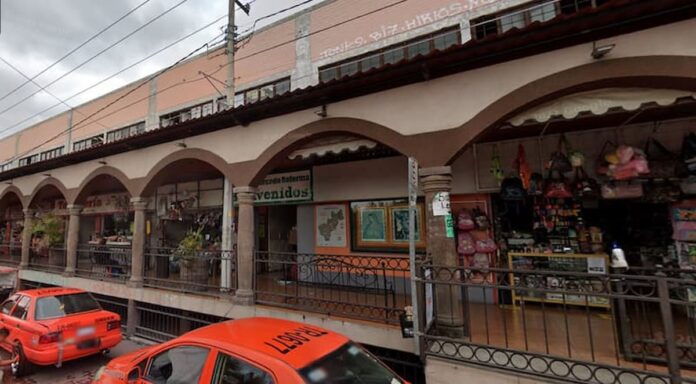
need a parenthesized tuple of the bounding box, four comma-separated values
(256, 170, 312, 204)
(445, 215, 455, 238)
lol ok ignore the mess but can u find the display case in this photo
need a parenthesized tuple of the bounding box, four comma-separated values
(508, 252, 610, 308)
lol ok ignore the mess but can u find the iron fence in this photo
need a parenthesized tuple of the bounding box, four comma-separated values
(254, 251, 412, 324)
(75, 244, 131, 282)
(28, 247, 65, 273)
(0, 243, 21, 266)
(417, 263, 696, 384)
(142, 247, 236, 296)
(92, 293, 128, 332)
(134, 301, 227, 342)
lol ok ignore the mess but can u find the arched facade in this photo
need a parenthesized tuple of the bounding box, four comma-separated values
(0, 186, 25, 210)
(73, 166, 137, 205)
(439, 55, 696, 165)
(27, 177, 70, 209)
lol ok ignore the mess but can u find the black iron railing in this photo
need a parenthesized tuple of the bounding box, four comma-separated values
(254, 251, 413, 324)
(75, 244, 132, 282)
(418, 263, 696, 384)
(0, 243, 21, 266)
(28, 247, 65, 273)
(142, 247, 236, 295)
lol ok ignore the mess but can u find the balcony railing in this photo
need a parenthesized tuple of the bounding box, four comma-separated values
(254, 251, 413, 324)
(418, 263, 696, 384)
(28, 247, 65, 273)
(0, 243, 21, 267)
(75, 244, 132, 283)
(143, 247, 236, 296)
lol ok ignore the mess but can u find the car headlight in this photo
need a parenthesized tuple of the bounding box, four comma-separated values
(94, 366, 106, 381)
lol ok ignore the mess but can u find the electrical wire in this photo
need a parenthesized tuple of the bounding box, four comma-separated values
(4, 0, 411, 163)
(0, 0, 153, 105)
(0, 0, 189, 117)
(235, 0, 318, 49)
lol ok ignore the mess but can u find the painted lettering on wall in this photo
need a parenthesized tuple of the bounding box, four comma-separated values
(318, 0, 498, 60)
(256, 170, 312, 204)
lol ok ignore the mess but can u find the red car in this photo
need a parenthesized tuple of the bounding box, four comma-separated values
(94, 317, 407, 384)
(0, 287, 122, 376)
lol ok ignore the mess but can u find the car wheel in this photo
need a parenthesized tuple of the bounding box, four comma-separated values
(12, 343, 35, 377)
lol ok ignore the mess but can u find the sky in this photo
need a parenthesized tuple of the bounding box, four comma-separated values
(0, 0, 324, 139)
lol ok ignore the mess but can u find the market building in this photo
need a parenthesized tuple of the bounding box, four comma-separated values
(1, 0, 696, 383)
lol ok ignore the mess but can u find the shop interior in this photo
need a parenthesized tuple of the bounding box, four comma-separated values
(454, 89, 696, 366)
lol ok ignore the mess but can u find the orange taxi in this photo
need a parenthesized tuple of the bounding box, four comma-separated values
(94, 317, 407, 384)
(0, 287, 122, 376)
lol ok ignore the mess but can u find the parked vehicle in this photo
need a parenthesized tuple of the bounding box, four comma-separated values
(0, 287, 122, 376)
(94, 317, 407, 384)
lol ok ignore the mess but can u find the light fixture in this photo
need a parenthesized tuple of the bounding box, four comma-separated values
(591, 42, 615, 60)
(42, 173, 51, 177)
(314, 105, 327, 118)
(4, 181, 12, 185)
(98, 160, 107, 165)
(176, 142, 187, 148)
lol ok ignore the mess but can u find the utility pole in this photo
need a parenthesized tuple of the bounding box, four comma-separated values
(226, 0, 250, 109)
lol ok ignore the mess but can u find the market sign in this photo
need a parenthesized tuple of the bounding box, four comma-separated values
(256, 170, 312, 204)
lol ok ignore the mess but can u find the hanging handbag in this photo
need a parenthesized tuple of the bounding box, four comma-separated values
(595, 140, 618, 177)
(472, 231, 497, 253)
(545, 169, 572, 199)
(528, 172, 544, 196)
(457, 209, 475, 231)
(490, 145, 504, 184)
(601, 182, 643, 199)
(645, 137, 684, 178)
(547, 134, 572, 173)
(573, 167, 599, 198)
(501, 177, 526, 200)
(457, 231, 476, 255)
(473, 208, 490, 230)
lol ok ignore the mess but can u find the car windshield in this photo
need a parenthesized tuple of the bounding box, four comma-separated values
(35, 292, 101, 320)
(300, 342, 402, 384)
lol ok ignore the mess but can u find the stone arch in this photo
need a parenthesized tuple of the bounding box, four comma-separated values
(27, 177, 70, 208)
(0, 186, 26, 210)
(136, 148, 232, 197)
(73, 166, 137, 205)
(436, 55, 696, 165)
(232, 117, 416, 186)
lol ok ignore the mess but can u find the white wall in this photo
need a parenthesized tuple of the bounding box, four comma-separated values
(312, 156, 408, 202)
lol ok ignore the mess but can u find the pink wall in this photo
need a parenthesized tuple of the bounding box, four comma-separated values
(15, 113, 69, 155)
(0, 136, 15, 163)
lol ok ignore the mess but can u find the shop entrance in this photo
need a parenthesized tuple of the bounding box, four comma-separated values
(256, 205, 297, 279)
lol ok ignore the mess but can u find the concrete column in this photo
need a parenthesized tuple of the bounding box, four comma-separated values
(221, 178, 236, 292)
(19, 209, 34, 269)
(126, 298, 139, 339)
(233, 186, 255, 305)
(421, 166, 464, 338)
(65, 204, 83, 276)
(129, 197, 148, 287)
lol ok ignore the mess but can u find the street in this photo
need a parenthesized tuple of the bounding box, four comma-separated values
(3, 339, 144, 384)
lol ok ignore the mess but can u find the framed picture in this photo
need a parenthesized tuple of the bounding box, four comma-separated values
(316, 204, 347, 248)
(389, 206, 425, 247)
(357, 207, 387, 245)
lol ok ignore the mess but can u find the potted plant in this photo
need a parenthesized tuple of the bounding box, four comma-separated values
(173, 227, 208, 291)
(31, 214, 65, 267)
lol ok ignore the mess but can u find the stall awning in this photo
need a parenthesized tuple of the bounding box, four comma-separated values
(508, 88, 696, 126)
(289, 137, 377, 160)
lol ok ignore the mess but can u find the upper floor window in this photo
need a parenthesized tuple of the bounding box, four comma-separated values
(235, 77, 291, 107)
(106, 121, 145, 143)
(319, 27, 461, 83)
(161, 100, 216, 128)
(0, 163, 13, 172)
(19, 146, 63, 167)
(73, 134, 104, 152)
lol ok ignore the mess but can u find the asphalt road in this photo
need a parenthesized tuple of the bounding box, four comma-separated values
(4, 339, 145, 384)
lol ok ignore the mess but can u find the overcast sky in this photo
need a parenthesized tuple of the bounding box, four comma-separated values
(0, 0, 322, 138)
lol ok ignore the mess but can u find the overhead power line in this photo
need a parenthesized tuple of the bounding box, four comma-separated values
(0, 0, 152, 105)
(0, 0, 189, 117)
(5, 0, 410, 163)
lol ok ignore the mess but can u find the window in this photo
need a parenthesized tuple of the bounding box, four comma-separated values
(473, 15, 499, 39)
(529, 3, 558, 22)
(500, 11, 526, 33)
(145, 346, 209, 384)
(0, 163, 12, 172)
(234, 78, 291, 106)
(160, 100, 216, 128)
(72, 134, 104, 152)
(1, 299, 16, 315)
(35, 292, 101, 320)
(39, 147, 63, 162)
(300, 343, 401, 384)
(212, 353, 274, 384)
(319, 27, 460, 83)
(560, 0, 593, 14)
(106, 122, 145, 143)
(471, 1, 567, 39)
(11, 296, 29, 320)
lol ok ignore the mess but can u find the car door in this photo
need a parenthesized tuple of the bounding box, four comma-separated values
(136, 343, 214, 384)
(0, 295, 18, 346)
(5, 295, 31, 345)
(208, 350, 278, 384)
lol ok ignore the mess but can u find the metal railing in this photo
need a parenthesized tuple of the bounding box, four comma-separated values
(134, 301, 227, 343)
(254, 251, 412, 324)
(75, 244, 132, 282)
(92, 293, 128, 332)
(28, 247, 65, 273)
(142, 247, 236, 296)
(417, 263, 696, 384)
(0, 243, 21, 266)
